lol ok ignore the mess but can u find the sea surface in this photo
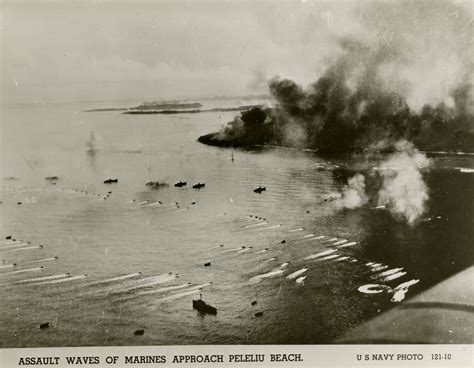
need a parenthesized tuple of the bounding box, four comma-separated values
(0, 99, 473, 346)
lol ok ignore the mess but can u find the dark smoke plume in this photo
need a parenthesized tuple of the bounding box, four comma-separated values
(199, 3, 473, 154)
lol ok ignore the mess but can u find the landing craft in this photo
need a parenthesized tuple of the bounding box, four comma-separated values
(192, 299, 217, 315)
(104, 178, 118, 184)
(192, 183, 205, 189)
(174, 181, 187, 187)
(145, 181, 167, 188)
(253, 186, 266, 194)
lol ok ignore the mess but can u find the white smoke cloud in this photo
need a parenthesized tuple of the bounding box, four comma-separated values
(327, 140, 431, 225)
(332, 173, 368, 210)
(376, 140, 431, 225)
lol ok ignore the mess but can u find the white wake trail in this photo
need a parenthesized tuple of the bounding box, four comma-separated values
(304, 249, 337, 260)
(86, 272, 142, 286)
(243, 222, 268, 229)
(381, 271, 407, 282)
(22, 257, 58, 265)
(15, 273, 70, 284)
(338, 241, 357, 248)
(0, 242, 30, 249)
(156, 283, 212, 302)
(3, 245, 43, 253)
(0, 266, 43, 276)
(34, 275, 88, 285)
(254, 224, 281, 231)
(374, 268, 404, 279)
(286, 268, 308, 280)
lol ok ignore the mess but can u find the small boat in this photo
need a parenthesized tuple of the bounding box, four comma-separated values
(145, 181, 167, 188)
(174, 181, 187, 187)
(253, 186, 266, 194)
(192, 183, 205, 189)
(192, 295, 217, 315)
(103, 178, 118, 184)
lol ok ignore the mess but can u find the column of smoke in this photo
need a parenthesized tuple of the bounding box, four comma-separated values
(333, 173, 368, 210)
(213, 2, 473, 153)
(86, 131, 97, 156)
(333, 140, 431, 225)
(205, 2, 471, 224)
(376, 140, 431, 225)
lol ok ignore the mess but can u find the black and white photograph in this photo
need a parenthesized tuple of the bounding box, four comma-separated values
(0, 0, 473, 365)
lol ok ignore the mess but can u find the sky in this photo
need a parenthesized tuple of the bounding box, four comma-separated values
(1, 0, 473, 105)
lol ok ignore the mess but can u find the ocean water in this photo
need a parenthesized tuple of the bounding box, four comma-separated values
(0, 100, 473, 347)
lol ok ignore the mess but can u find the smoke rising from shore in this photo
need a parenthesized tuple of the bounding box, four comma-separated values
(330, 140, 431, 225)
(200, 2, 473, 153)
(197, 2, 472, 224)
(376, 140, 431, 225)
(332, 173, 368, 210)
